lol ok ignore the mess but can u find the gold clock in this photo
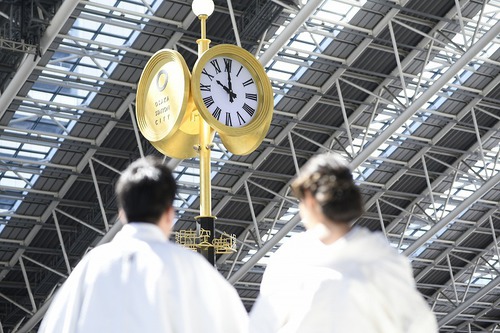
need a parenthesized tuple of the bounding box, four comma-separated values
(191, 44, 274, 142)
(136, 49, 199, 159)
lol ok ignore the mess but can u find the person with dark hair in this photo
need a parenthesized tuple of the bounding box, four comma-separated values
(39, 156, 248, 333)
(249, 153, 437, 333)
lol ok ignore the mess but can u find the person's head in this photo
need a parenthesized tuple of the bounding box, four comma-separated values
(116, 156, 177, 226)
(291, 153, 363, 226)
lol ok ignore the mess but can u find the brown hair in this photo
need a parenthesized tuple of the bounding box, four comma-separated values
(291, 153, 363, 223)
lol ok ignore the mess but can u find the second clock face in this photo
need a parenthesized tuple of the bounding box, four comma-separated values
(199, 56, 258, 128)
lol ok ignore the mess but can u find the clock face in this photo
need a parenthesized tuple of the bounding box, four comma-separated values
(198, 56, 258, 128)
(192, 44, 274, 145)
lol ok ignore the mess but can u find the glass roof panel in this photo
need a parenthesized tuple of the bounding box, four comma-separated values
(253, 0, 500, 264)
(74, 18, 102, 31)
(0, 0, 162, 234)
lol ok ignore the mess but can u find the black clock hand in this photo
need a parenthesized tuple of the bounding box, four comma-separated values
(226, 68, 234, 103)
(216, 80, 230, 93)
(216, 80, 237, 101)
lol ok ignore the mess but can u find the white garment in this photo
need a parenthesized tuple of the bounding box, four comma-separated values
(250, 226, 437, 333)
(39, 223, 248, 333)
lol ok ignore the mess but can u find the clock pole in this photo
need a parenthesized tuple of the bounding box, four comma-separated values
(193, 0, 216, 265)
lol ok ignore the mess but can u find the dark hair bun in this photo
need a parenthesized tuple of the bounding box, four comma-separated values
(291, 153, 363, 223)
(334, 168, 352, 181)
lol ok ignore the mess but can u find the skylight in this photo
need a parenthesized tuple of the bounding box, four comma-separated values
(0, 0, 162, 234)
(261, 0, 367, 107)
(370, 3, 500, 253)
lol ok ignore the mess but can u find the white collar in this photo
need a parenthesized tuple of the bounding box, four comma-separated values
(114, 222, 168, 243)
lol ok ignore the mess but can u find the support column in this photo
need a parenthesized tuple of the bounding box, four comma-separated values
(195, 12, 216, 266)
(198, 216, 215, 265)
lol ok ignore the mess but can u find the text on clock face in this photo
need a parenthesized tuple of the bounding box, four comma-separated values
(153, 96, 171, 126)
(199, 56, 259, 128)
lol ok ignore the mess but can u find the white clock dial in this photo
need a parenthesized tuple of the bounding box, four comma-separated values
(198, 56, 258, 128)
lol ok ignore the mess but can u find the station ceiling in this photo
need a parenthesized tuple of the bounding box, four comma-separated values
(0, 0, 499, 331)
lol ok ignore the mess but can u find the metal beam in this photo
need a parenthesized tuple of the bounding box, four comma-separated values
(57, 33, 153, 57)
(228, 214, 301, 284)
(88, 159, 110, 232)
(34, 65, 136, 89)
(54, 208, 105, 236)
(416, 208, 499, 313)
(0, 0, 81, 118)
(0, 125, 96, 144)
(21, 255, 67, 279)
(52, 211, 72, 275)
(349, 19, 500, 170)
(244, 181, 263, 248)
(0, 293, 33, 316)
(403, 171, 500, 256)
(226, 0, 241, 47)
(15, 96, 117, 116)
(438, 275, 500, 327)
(381, 78, 500, 235)
(19, 257, 37, 312)
(79, 0, 182, 27)
(128, 105, 145, 158)
(258, 0, 322, 66)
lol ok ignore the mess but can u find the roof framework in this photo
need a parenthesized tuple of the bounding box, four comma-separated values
(0, 0, 499, 331)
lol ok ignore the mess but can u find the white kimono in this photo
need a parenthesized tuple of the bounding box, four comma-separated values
(39, 223, 248, 333)
(250, 227, 437, 333)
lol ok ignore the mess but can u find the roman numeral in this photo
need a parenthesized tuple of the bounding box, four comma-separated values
(212, 107, 222, 120)
(202, 68, 214, 81)
(245, 93, 257, 101)
(224, 58, 232, 73)
(237, 112, 246, 126)
(236, 65, 243, 77)
(203, 96, 214, 108)
(225, 113, 232, 126)
(242, 103, 255, 117)
(210, 59, 221, 74)
(242, 78, 254, 87)
(200, 83, 211, 92)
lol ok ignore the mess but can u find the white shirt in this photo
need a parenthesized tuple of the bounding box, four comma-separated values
(39, 223, 248, 333)
(250, 227, 437, 333)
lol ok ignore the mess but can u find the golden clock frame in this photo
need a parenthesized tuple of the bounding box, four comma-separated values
(136, 49, 200, 159)
(190, 44, 274, 155)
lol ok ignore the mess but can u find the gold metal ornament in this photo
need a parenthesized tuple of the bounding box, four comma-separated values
(219, 101, 273, 155)
(136, 49, 199, 158)
(175, 228, 236, 254)
(149, 96, 201, 159)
